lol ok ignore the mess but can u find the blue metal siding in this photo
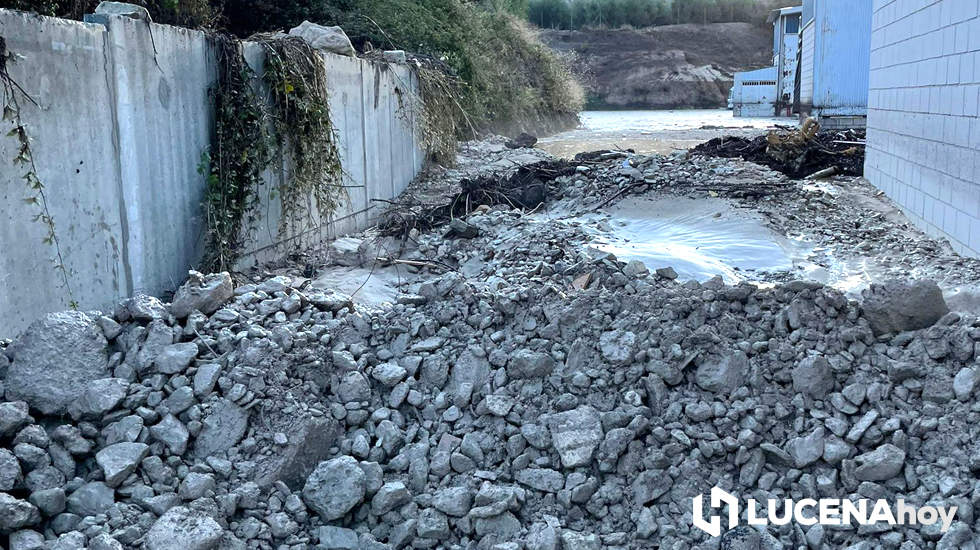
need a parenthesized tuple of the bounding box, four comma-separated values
(811, 0, 872, 116)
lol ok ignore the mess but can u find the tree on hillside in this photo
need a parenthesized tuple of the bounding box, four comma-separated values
(527, 0, 799, 30)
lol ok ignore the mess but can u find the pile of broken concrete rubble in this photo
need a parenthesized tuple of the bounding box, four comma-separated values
(3, 142, 980, 550)
(1, 248, 979, 550)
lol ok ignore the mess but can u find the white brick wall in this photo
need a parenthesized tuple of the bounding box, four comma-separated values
(866, 0, 980, 257)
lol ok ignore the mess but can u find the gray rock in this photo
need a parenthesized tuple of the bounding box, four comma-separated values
(623, 260, 650, 278)
(371, 481, 411, 515)
(785, 427, 826, 468)
(548, 406, 603, 468)
(153, 343, 198, 375)
(303, 456, 365, 520)
(336, 372, 371, 403)
(9, 529, 45, 550)
(953, 367, 977, 401)
(792, 356, 834, 399)
(193, 363, 221, 397)
(720, 526, 761, 550)
(317, 525, 359, 550)
(372, 362, 407, 386)
(508, 350, 555, 379)
(862, 279, 949, 335)
(253, 416, 341, 490)
(89, 533, 124, 550)
(633, 470, 672, 504)
(95, 442, 148, 487)
(28, 488, 65, 516)
(854, 444, 906, 481)
(4, 312, 109, 415)
(599, 330, 636, 363)
(448, 350, 490, 393)
(93, 1, 151, 21)
(145, 506, 224, 550)
(560, 530, 601, 550)
(0, 493, 40, 532)
(49, 531, 86, 550)
(382, 50, 407, 64)
(288, 21, 356, 56)
(695, 351, 749, 394)
(178, 472, 215, 500)
(102, 415, 144, 445)
(170, 271, 234, 318)
(527, 521, 559, 550)
(656, 266, 678, 279)
(432, 486, 473, 516)
(193, 399, 248, 458)
(416, 508, 450, 538)
(70, 378, 128, 420)
(485, 394, 515, 416)
(0, 448, 22, 491)
(0, 401, 30, 437)
(516, 469, 565, 492)
(150, 415, 189, 455)
(66, 482, 114, 517)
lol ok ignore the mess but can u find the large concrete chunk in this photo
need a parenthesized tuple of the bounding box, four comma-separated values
(695, 351, 749, 394)
(854, 444, 906, 481)
(303, 456, 365, 520)
(94, 1, 151, 21)
(547, 406, 603, 468)
(170, 271, 234, 318)
(861, 279, 949, 335)
(4, 312, 109, 415)
(193, 399, 249, 458)
(0, 493, 40, 532)
(288, 21, 355, 57)
(254, 417, 341, 489)
(96, 442, 149, 487)
(145, 506, 224, 550)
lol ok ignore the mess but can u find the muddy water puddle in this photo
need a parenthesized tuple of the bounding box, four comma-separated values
(572, 196, 894, 295)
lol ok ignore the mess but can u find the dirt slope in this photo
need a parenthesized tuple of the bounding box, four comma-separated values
(540, 22, 773, 109)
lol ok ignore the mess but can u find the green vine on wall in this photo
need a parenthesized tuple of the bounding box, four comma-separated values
(0, 37, 77, 308)
(202, 33, 346, 271)
(257, 35, 345, 236)
(201, 34, 272, 272)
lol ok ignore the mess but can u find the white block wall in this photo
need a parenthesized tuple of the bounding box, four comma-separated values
(865, 0, 980, 257)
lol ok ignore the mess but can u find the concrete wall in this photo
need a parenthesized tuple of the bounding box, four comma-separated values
(865, 0, 980, 258)
(0, 10, 422, 336)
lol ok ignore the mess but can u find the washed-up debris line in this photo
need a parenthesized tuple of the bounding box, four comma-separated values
(377, 160, 574, 238)
(691, 125, 866, 179)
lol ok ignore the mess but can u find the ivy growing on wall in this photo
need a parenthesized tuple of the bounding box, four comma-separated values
(258, 34, 345, 237)
(0, 37, 77, 308)
(202, 33, 346, 271)
(201, 35, 272, 272)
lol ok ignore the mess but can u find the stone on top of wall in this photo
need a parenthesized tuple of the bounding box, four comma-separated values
(288, 21, 356, 57)
(94, 1, 151, 22)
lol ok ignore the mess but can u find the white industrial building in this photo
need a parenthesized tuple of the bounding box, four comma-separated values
(865, 0, 980, 257)
(733, 1, 873, 126)
(731, 6, 802, 117)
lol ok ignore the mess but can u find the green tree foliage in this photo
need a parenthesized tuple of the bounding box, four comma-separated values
(527, 0, 799, 30)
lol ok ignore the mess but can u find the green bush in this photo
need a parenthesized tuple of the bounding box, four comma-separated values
(0, 0, 583, 135)
(0, 0, 214, 27)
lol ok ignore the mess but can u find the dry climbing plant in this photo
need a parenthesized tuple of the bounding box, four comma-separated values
(0, 37, 77, 308)
(394, 56, 473, 167)
(257, 35, 346, 238)
(202, 34, 346, 270)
